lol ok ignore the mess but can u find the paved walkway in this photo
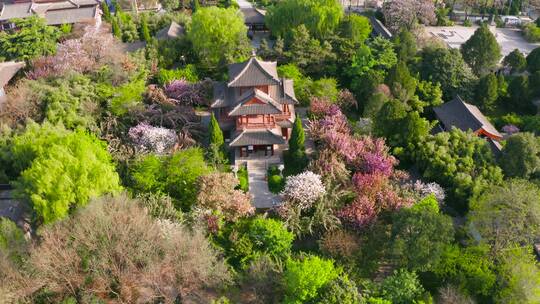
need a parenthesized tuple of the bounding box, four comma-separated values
(236, 0, 253, 8)
(246, 160, 281, 209)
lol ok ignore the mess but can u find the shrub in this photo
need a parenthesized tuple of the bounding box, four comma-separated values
(156, 64, 199, 85)
(268, 174, 284, 194)
(237, 164, 249, 192)
(217, 216, 294, 267)
(130, 148, 212, 210)
(0, 195, 231, 302)
(523, 23, 540, 42)
(283, 255, 340, 304)
(8, 122, 121, 224)
(197, 172, 254, 222)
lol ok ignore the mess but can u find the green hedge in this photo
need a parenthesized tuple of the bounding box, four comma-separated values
(267, 166, 284, 194)
(237, 165, 249, 192)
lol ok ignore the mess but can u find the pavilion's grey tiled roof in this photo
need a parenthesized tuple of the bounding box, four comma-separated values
(228, 88, 282, 116)
(228, 56, 280, 87)
(0, 61, 25, 89)
(369, 16, 392, 39)
(229, 129, 286, 147)
(45, 6, 97, 25)
(156, 21, 184, 40)
(281, 79, 296, 104)
(212, 78, 297, 108)
(240, 7, 265, 24)
(229, 104, 282, 116)
(433, 96, 502, 138)
(0, 0, 99, 24)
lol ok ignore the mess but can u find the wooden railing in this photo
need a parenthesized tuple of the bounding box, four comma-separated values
(237, 123, 276, 130)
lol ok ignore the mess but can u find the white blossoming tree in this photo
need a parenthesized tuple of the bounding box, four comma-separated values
(280, 171, 326, 209)
(128, 122, 177, 154)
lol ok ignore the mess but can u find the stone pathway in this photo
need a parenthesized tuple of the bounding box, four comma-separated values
(246, 160, 281, 209)
(236, 0, 253, 8)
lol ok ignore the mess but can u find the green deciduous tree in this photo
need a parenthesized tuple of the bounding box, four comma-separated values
(8, 122, 121, 224)
(507, 74, 534, 114)
(527, 47, 540, 73)
(469, 179, 540, 254)
(339, 14, 371, 45)
(419, 47, 476, 99)
(393, 30, 417, 61)
(391, 196, 454, 272)
(378, 269, 425, 304)
(495, 248, 540, 304)
(503, 49, 527, 73)
(283, 255, 340, 303)
(386, 60, 417, 103)
(188, 7, 251, 70)
(433, 245, 496, 297)
(130, 147, 212, 211)
(217, 216, 294, 267)
(266, 0, 343, 40)
(285, 25, 336, 77)
(474, 73, 499, 112)
(415, 128, 503, 211)
(0, 17, 60, 61)
(499, 132, 540, 178)
(314, 275, 361, 304)
(460, 25, 501, 75)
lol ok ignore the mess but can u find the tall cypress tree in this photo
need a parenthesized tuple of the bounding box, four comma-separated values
(140, 14, 151, 43)
(209, 113, 224, 151)
(111, 17, 121, 38)
(101, 1, 111, 22)
(289, 116, 305, 156)
(192, 0, 200, 12)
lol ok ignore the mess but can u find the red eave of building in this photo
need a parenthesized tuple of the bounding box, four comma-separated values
(476, 128, 503, 141)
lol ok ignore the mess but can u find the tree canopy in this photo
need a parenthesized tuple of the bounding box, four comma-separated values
(2, 122, 120, 224)
(266, 0, 343, 40)
(468, 179, 540, 254)
(188, 7, 251, 70)
(0, 17, 59, 61)
(460, 25, 501, 76)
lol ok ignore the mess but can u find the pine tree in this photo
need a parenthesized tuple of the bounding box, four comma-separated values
(475, 73, 499, 112)
(209, 113, 225, 150)
(140, 14, 152, 43)
(461, 25, 501, 75)
(101, 1, 111, 22)
(386, 60, 417, 102)
(112, 17, 121, 38)
(289, 115, 305, 156)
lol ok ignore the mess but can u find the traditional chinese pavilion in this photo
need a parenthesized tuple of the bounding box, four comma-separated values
(211, 56, 297, 158)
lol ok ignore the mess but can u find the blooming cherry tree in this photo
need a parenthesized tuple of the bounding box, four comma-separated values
(280, 171, 326, 209)
(197, 172, 254, 222)
(128, 122, 177, 154)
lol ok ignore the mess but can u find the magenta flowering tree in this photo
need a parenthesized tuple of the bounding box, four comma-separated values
(164, 79, 211, 106)
(502, 124, 520, 135)
(128, 122, 178, 154)
(308, 96, 412, 229)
